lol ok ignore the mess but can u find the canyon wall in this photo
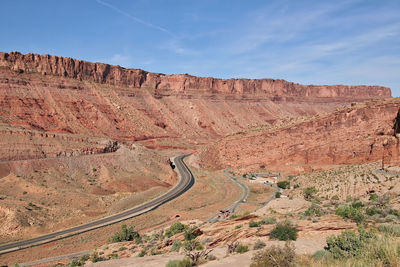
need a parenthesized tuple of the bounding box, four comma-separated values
(0, 51, 391, 98)
(199, 99, 400, 172)
(0, 51, 393, 162)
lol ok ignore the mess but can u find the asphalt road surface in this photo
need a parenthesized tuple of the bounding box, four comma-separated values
(0, 154, 194, 255)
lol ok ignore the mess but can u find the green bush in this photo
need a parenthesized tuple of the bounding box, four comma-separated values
(378, 224, 400, 237)
(304, 202, 323, 217)
(184, 227, 198, 241)
(171, 240, 182, 252)
(325, 228, 374, 259)
(275, 192, 281, 198)
(183, 240, 200, 251)
(303, 187, 318, 200)
(249, 221, 261, 227)
(166, 258, 193, 267)
(366, 206, 380, 216)
(253, 240, 266, 250)
(251, 242, 295, 267)
(335, 204, 365, 223)
(165, 222, 187, 238)
(277, 180, 290, 189)
(260, 217, 276, 225)
(270, 221, 298, 241)
(236, 244, 249, 254)
(109, 224, 140, 243)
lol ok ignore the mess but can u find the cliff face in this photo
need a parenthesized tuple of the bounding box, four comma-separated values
(0, 51, 391, 98)
(199, 99, 400, 172)
(0, 51, 394, 162)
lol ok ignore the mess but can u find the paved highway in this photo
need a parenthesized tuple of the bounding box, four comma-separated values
(0, 154, 194, 255)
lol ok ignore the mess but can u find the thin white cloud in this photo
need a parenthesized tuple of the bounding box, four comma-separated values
(107, 53, 132, 67)
(96, 0, 175, 37)
(161, 39, 199, 56)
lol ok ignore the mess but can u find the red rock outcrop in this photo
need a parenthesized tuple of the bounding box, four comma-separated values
(0, 51, 391, 98)
(199, 99, 400, 172)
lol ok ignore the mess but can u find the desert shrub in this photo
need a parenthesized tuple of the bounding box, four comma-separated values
(351, 200, 364, 209)
(304, 202, 323, 217)
(325, 228, 374, 259)
(303, 187, 318, 200)
(236, 244, 249, 254)
(384, 214, 398, 222)
(195, 243, 204, 251)
(184, 227, 198, 241)
(275, 192, 281, 198)
(166, 258, 193, 267)
(260, 217, 276, 225)
(166, 222, 187, 238)
(360, 234, 400, 266)
(251, 241, 295, 267)
(249, 221, 261, 227)
(378, 224, 400, 236)
(138, 249, 147, 257)
(90, 251, 104, 263)
(270, 221, 298, 241)
(79, 254, 89, 263)
(253, 240, 266, 250)
(331, 195, 339, 201)
(111, 253, 120, 259)
(366, 206, 381, 216)
(313, 249, 330, 260)
(335, 204, 365, 223)
(277, 180, 290, 189)
(171, 240, 182, 252)
(109, 224, 140, 243)
(369, 193, 378, 201)
(68, 260, 81, 267)
(183, 240, 200, 251)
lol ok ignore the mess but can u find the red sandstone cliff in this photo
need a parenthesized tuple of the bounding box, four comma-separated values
(198, 99, 400, 172)
(0, 51, 391, 98)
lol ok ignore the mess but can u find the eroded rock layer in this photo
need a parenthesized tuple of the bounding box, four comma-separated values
(199, 99, 400, 172)
(0, 51, 391, 98)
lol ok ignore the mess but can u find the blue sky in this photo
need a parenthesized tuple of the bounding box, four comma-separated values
(1, 0, 400, 96)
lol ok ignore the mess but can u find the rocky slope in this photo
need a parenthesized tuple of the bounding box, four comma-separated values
(198, 99, 400, 173)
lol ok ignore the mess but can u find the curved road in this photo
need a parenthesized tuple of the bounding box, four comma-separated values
(0, 154, 194, 255)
